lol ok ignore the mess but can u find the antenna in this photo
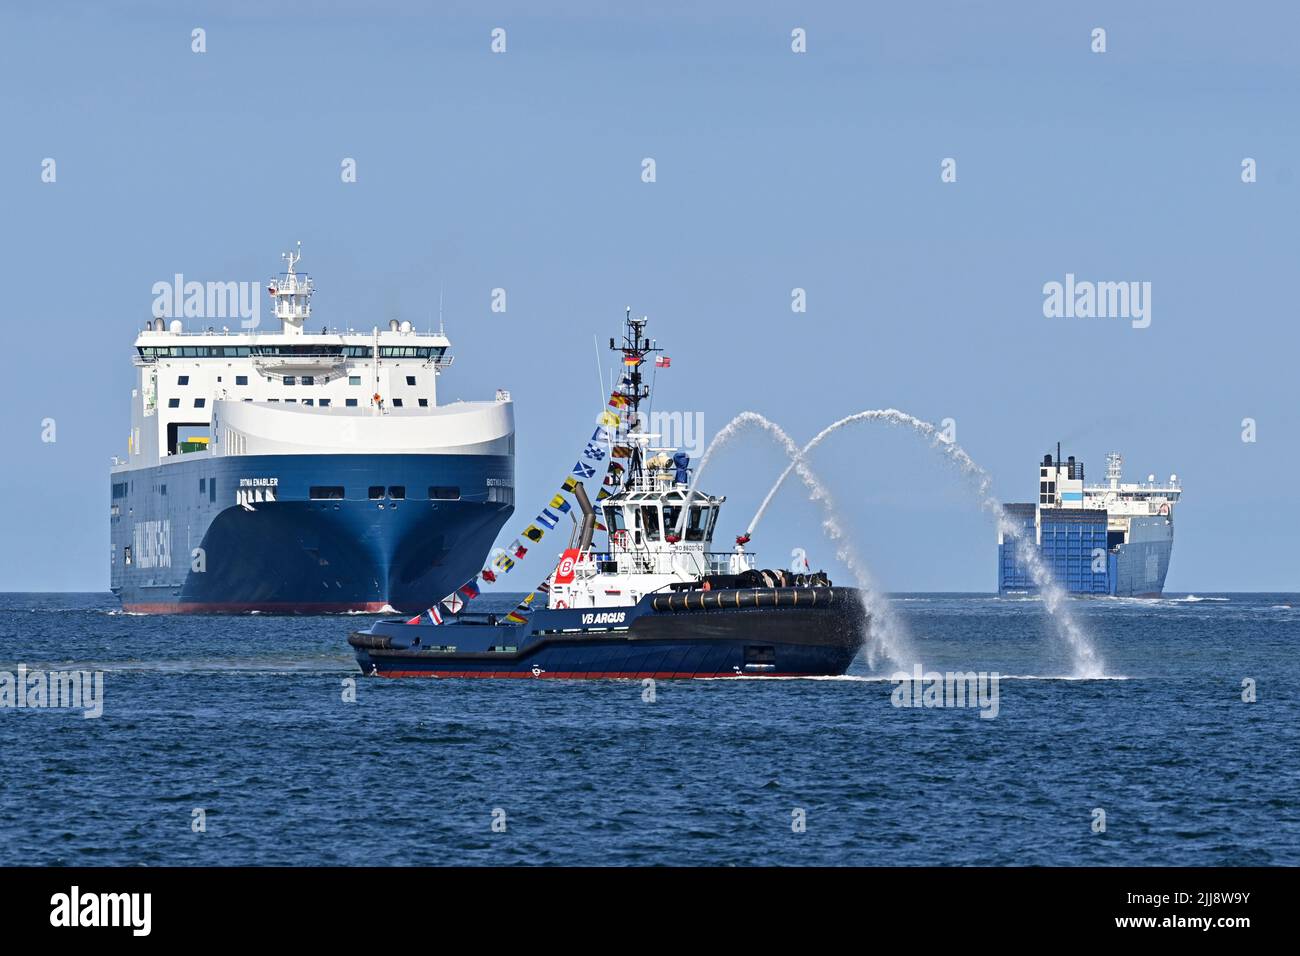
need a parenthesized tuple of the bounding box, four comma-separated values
(593, 335, 607, 410)
(609, 307, 662, 482)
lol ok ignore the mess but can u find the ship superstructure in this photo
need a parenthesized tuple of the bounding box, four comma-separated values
(999, 448, 1181, 597)
(110, 246, 515, 613)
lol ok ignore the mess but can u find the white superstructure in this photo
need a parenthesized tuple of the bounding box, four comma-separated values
(547, 438, 752, 611)
(116, 246, 512, 472)
(1038, 451, 1181, 518)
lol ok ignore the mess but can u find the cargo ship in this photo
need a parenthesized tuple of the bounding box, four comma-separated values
(348, 311, 869, 678)
(999, 447, 1181, 597)
(110, 246, 514, 613)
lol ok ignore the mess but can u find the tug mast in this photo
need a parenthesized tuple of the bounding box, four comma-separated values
(610, 308, 661, 482)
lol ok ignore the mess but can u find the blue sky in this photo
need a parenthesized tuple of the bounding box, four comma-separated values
(1, 1, 1296, 592)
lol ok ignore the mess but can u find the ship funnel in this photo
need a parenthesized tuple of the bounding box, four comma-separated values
(572, 481, 596, 552)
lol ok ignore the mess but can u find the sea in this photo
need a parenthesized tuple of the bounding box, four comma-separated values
(1, 591, 1296, 866)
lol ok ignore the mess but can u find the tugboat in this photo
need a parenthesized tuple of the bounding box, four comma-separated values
(348, 312, 868, 678)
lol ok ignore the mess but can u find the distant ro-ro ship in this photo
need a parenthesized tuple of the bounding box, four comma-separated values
(999, 447, 1181, 597)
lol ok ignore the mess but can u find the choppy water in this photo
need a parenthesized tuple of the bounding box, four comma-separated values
(1, 591, 1296, 865)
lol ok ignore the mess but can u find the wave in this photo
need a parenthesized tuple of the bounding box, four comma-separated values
(700, 672, 1132, 683)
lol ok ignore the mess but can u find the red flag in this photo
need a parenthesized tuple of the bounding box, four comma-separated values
(656, 355, 671, 368)
(554, 548, 581, 585)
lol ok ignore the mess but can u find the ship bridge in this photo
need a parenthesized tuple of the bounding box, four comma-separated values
(120, 246, 477, 469)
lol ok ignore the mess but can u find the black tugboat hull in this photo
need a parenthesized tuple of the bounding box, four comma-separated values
(350, 586, 868, 678)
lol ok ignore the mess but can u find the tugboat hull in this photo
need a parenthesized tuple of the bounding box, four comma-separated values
(350, 586, 867, 678)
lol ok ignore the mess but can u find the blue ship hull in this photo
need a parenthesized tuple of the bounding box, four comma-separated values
(998, 506, 1173, 597)
(350, 587, 867, 678)
(110, 452, 513, 613)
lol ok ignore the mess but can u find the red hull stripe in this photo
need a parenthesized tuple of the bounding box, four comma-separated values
(372, 671, 801, 679)
(123, 601, 393, 614)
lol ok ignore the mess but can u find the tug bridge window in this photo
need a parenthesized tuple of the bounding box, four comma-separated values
(661, 503, 715, 541)
(310, 487, 345, 500)
(603, 507, 625, 535)
(639, 505, 661, 542)
(686, 505, 716, 542)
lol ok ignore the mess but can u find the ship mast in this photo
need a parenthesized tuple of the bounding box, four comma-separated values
(610, 307, 661, 482)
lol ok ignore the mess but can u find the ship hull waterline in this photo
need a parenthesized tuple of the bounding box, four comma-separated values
(351, 586, 869, 679)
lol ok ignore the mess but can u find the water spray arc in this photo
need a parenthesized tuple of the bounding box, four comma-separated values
(680, 412, 915, 669)
(746, 409, 1106, 678)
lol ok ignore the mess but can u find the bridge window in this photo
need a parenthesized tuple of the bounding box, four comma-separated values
(284, 376, 296, 386)
(345, 398, 358, 407)
(603, 506, 625, 533)
(378, 346, 446, 359)
(310, 486, 345, 500)
(392, 398, 403, 407)
(639, 505, 661, 541)
(194, 398, 206, 408)
(301, 376, 314, 385)
(178, 375, 190, 385)
(686, 505, 711, 542)
(319, 399, 331, 407)
(418, 398, 429, 407)
(406, 375, 416, 386)
(388, 486, 406, 500)
(348, 375, 361, 385)
(663, 504, 681, 534)
(429, 486, 460, 500)
(368, 486, 384, 500)
(168, 398, 180, 408)
(235, 375, 248, 385)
